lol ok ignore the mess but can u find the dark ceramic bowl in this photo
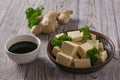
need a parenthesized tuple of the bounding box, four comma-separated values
(47, 29, 115, 74)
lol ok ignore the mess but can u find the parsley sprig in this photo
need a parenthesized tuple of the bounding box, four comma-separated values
(80, 26, 92, 42)
(51, 34, 72, 47)
(87, 46, 100, 65)
(25, 6, 44, 28)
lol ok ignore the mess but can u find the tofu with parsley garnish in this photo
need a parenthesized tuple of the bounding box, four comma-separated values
(78, 42, 93, 58)
(67, 31, 83, 42)
(56, 52, 73, 66)
(74, 58, 91, 68)
(87, 40, 99, 49)
(61, 41, 79, 57)
(51, 26, 108, 68)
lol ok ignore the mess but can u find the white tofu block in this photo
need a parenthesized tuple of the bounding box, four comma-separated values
(61, 41, 79, 56)
(99, 51, 108, 63)
(74, 58, 91, 68)
(87, 40, 99, 49)
(98, 42, 104, 51)
(52, 46, 61, 57)
(91, 33, 96, 40)
(56, 52, 73, 66)
(67, 31, 83, 42)
(55, 33, 65, 38)
(78, 42, 93, 58)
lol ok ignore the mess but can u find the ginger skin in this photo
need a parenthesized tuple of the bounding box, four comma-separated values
(31, 10, 73, 35)
(58, 10, 73, 24)
(31, 16, 43, 35)
(41, 12, 60, 33)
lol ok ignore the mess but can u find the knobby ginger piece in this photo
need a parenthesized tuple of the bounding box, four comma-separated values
(31, 23, 43, 35)
(41, 12, 60, 33)
(58, 10, 73, 24)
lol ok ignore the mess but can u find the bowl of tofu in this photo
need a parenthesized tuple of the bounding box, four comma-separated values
(47, 26, 115, 74)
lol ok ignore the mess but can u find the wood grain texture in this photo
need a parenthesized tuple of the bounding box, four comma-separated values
(0, 0, 120, 80)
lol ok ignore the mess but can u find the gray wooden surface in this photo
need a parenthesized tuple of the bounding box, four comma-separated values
(0, 0, 120, 80)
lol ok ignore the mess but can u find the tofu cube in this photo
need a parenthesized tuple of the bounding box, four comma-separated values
(91, 33, 96, 40)
(98, 42, 104, 51)
(74, 59, 91, 68)
(56, 52, 73, 66)
(87, 40, 99, 49)
(78, 42, 93, 58)
(55, 33, 65, 38)
(67, 31, 83, 42)
(61, 41, 79, 56)
(52, 46, 61, 57)
(99, 50, 108, 63)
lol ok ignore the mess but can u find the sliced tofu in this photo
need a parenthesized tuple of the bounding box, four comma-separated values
(98, 42, 104, 51)
(91, 33, 96, 40)
(56, 52, 73, 66)
(74, 58, 91, 68)
(87, 40, 99, 49)
(99, 50, 108, 63)
(55, 33, 65, 38)
(52, 46, 61, 57)
(78, 42, 93, 58)
(67, 31, 83, 42)
(61, 41, 79, 57)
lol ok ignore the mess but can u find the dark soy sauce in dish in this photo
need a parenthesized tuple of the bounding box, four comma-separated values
(9, 41, 37, 54)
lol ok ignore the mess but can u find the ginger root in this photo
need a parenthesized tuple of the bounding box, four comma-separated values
(41, 12, 60, 33)
(31, 10, 73, 35)
(31, 16, 43, 35)
(58, 10, 73, 24)
(31, 23, 43, 35)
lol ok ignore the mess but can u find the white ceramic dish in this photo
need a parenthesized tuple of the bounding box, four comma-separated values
(4, 34, 41, 64)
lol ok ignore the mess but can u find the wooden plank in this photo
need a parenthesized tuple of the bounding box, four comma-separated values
(0, 0, 11, 26)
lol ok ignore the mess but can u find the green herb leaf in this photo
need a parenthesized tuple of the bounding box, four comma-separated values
(28, 17, 39, 28)
(87, 46, 100, 65)
(81, 26, 92, 42)
(25, 6, 44, 28)
(51, 34, 72, 47)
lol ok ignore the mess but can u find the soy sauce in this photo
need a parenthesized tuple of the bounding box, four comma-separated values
(9, 41, 37, 54)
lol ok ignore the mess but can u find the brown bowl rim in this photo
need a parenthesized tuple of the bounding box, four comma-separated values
(47, 29, 115, 71)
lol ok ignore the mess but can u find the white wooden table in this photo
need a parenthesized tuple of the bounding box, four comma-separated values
(0, 0, 120, 80)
